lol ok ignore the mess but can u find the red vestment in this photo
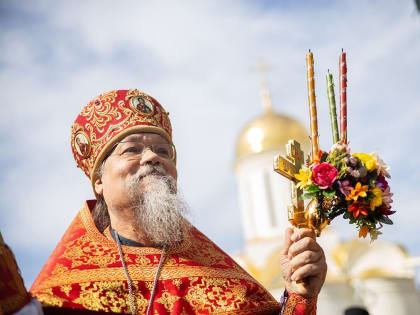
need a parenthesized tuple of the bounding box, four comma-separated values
(31, 201, 316, 314)
(0, 233, 31, 314)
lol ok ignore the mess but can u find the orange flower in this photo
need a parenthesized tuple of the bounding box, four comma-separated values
(348, 201, 369, 218)
(359, 225, 369, 238)
(346, 182, 369, 201)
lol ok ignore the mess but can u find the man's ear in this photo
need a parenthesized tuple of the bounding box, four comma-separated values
(94, 177, 104, 196)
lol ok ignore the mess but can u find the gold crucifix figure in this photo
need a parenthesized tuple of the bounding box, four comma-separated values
(273, 140, 308, 228)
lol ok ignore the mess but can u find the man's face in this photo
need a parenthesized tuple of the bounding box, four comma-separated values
(94, 132, 177, 210)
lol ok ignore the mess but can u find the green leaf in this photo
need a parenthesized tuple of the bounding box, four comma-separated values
(320, 151, 328, 163)
(325, 207, 346, 220)
(306, 184, 320, 193)
(322, 190, 336, 198)
(378, 216, 393, 225)
(338, 166, 349, 179)
(366, 191, 375, 199)
(301, 192, 317, 200)
(368, 173, 378, 185)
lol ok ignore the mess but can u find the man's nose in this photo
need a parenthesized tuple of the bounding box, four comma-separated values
(139, 147, 160, 166)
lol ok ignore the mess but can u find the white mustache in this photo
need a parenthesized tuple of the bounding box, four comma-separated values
(135, 164, 167, 180)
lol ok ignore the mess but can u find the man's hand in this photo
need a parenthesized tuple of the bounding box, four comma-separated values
(279, 227, 327, 298)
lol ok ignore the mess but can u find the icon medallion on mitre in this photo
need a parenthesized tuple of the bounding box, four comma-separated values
(130, 96, 154, 116)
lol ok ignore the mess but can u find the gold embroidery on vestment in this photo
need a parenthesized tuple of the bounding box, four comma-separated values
(31, 203, 282, 314)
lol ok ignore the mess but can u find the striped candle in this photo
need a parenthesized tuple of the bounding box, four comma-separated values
(306, 50, 319, 162)
(339, 50, 347, 144)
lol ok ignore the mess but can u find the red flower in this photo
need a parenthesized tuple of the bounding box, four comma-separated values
(311, 163, 338, 189)
(379, 205, 395, 216)
(348, 201, 369, 218)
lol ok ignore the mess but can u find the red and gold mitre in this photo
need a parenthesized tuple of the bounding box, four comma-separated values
(70, 89, 173, 189)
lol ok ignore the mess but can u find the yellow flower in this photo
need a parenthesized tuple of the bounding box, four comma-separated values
(353, 152, 377, 171)
(346, 182, 369, 201)
(295, 168, 312, 189)
(370, 187, 383, 210)
(359, 225, 369, 238)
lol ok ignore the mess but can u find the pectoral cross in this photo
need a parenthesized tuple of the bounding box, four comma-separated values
(274, 140, 308, 228)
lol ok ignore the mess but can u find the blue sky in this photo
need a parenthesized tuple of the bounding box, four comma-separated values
(0, 0, 419, 288)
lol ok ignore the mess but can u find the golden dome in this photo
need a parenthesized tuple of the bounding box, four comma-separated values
(235, 109, 310, 162)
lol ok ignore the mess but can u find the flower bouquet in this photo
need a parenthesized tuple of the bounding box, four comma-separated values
(290, 50, 395, 241)
(295, 145, 394, 240)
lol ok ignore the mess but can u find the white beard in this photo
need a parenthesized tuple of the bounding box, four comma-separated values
(125, 164, 190, 247)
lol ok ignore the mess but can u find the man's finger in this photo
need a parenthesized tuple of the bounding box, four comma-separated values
(291, 263, 323, 282)
(290, 250, 322, 272)
(288, 237, 320, 258)
(280, 228, 294, 256)
(291, 228, 316, 242)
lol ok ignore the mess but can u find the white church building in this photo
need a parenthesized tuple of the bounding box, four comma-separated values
(231, 85, 420, 315)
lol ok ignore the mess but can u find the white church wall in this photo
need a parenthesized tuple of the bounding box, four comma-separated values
(353, 278, 420, 315)
(318, 283, 359, 315)
(347, 243, 414, 280)
(235, 150, 291, 242)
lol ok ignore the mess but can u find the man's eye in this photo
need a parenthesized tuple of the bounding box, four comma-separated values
(156, 148, 169, 156)
(154, 146, 170, 156)
(122, 147, 141, 154)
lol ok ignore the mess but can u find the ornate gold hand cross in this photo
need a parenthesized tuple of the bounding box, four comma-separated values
(273, 140, 308, 228)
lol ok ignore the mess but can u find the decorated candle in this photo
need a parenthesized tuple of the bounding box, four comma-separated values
(326, 70, 339, 144)
(306, 50, 319, 162)
(339, 49, 347, 144)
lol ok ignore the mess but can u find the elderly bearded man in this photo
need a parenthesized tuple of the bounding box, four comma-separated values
(30, 89, 327, 315)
